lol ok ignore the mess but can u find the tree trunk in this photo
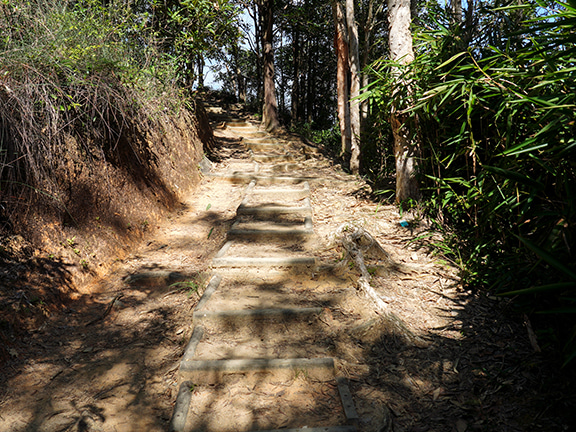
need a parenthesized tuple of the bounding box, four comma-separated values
(291, 26, 300, 125)
(250, 2, 263, 106)
(197, 55, 205, 89)
(361, 0, 383, 127)
(346, 0, 361, 174)
(388, 0, 420, 202)
(333, 1, 351, 157)
(259, 0, 280, 132)
(306, 38, 314, 123)
(451, 0, 462, 24)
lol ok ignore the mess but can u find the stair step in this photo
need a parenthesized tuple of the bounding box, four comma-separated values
(243, 137, 283, 144)
(251, 152, 298, 163)
(228, 216, 313, 238)
(194, 275, 342, 312)
(180, 357, 335, 384)
(172, 374, 351, 432)
(237, 199, 312, 216)
(187, 311, 332, 361)
(213, 256, 317, 267)
(246, 141, 288, 150)
(250, 181, 310, 198)
(207, 172, 321, 185)
(192, 306, 323, 325)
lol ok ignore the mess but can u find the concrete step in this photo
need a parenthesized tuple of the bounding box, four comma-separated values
(250, 152, 299, 163)
(194, 273, 345, 313)
(245, 141, 288, 151)
(241, 180, 310, 199)
(243, 136, 283, 144)
(181, 356, 335, 384)
(213, 256, 317, 268)
(228, 217, 313, 238)
(237, 197, 312, 216)
(187, 311, 334, 360)
(206, 173, 321, 185)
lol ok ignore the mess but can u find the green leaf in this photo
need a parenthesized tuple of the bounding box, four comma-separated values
(483, 166, 545, 190)
(434, 51, 467, 71)
(499, 282, 576, 296)
(515, 235, 576, 281)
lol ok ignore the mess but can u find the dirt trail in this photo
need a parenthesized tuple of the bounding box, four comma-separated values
(0, 105, 548, 432)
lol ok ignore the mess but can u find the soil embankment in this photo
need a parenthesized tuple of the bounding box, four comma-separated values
(0, 101, 212, 364)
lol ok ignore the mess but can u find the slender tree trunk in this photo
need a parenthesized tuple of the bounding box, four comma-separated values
(250, 2, 263, 106)
(197, 55, 205, 89)
(451, 0, 462, 24)
(463, 0, 474, 45)
(333, 0, 351, 157)
(361, 0, 383, 126)
(306, 39, 314, 123)
(279, 31, 285, 115)
(232, 43, 246, 103)
(388, 0, 421, 202)
(291, 26, 300, 125)
(259, 0, 280, 132)
(346, 0, 361, 174)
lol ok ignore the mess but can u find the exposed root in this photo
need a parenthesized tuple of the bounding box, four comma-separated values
(329, 223, 429, 348)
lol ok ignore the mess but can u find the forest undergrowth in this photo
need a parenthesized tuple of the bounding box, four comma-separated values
(354, 0, 576, 371)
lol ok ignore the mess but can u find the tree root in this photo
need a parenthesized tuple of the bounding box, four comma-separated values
(329, 223, 429, 348)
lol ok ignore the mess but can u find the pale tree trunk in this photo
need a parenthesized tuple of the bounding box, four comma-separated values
(333, 1, 351, 157)
(259, 0, 280, 132)
(249, 2, 263, 107)
(346, 0, 361, 174)
(361, 0, 384, 125)
(388, 0, 420, 202)
(451, 0, 462, 24)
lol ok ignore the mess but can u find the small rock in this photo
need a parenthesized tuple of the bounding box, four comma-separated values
(199, 157, 213, 174)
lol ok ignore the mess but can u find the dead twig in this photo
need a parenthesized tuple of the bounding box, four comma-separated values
(524, 313, 541, 353)
(85, 294, 123, 327)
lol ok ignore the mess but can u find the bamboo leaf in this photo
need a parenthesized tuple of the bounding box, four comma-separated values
(434, 51, 467, 71)
(483, 166, 545, 189)
(499, 282, 576, 296)
(515, 235, 576, 281)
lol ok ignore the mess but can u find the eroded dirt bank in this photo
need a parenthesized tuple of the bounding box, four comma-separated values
(0, 101, 213, 364)
(0, 104, 574, 432)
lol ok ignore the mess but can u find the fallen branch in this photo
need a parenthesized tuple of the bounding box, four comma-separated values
(329, 223, 428, 347)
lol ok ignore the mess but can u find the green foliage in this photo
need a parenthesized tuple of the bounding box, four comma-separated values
(289, 122, 341, 155)
(169, 277, 203, 298)
(0, 0, 183, 205)
(365, 0, 576, 364)
(147, 0, 241, 86)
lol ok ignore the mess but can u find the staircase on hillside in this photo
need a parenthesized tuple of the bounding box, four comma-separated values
(169, 117, 360, 432)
